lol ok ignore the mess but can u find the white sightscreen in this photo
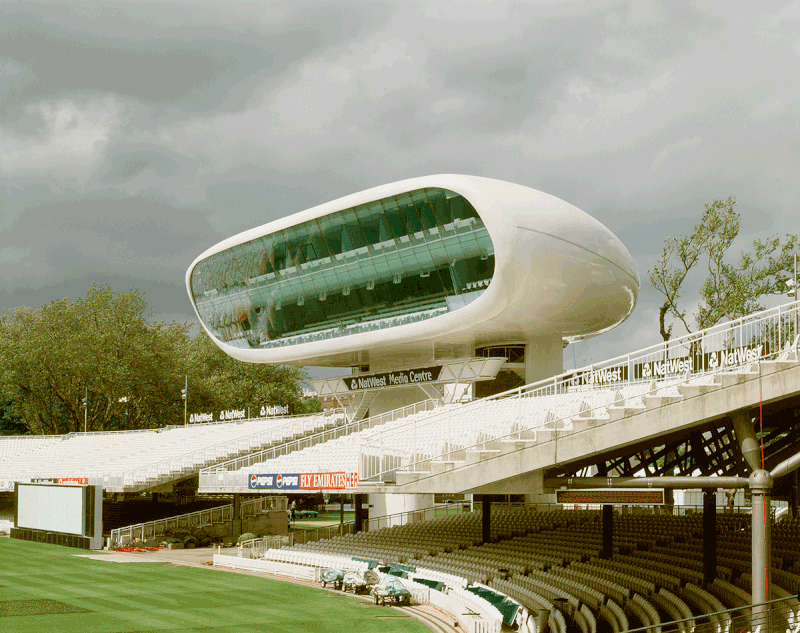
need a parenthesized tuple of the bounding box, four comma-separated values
(16, 484, 85, 535)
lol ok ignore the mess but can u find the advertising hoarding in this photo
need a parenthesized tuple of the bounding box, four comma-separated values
(248, 471, 358, 490)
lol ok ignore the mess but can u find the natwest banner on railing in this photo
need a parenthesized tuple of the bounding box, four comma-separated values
(249, 471, 358, 490)
(189, 404, 291, 424)
(564, 342, 766, 387)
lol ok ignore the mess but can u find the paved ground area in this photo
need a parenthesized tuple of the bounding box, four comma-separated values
(95, 544, 238, 566)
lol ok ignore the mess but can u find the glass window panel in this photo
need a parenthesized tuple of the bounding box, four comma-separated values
(427, 189, 450, 226)
(228, 245, 247, 284)
(356, 203, 380, 244)
(317, 214, 342, 257)
(194, 187, 495, 348)
(282, 227, 302, 269)
(462, 196, 479, 220)
(449, 196, 466, 221)
(380, 199, 407, 239)
(412, 191, 437, 230)
(396, 195, 422, 234)
(307, 220, 330, 262)
(340, 209, 367, 251)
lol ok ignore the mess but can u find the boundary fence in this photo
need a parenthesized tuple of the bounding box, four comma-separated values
(237, 502, 780, 559)
(110, 495, 286, 546)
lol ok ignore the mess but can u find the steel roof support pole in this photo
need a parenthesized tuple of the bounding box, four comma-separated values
(602, 504, 613, 560)
(703, 488, 717, 584)
(480, 494, 491, 544)
(750, 469, 773, 632)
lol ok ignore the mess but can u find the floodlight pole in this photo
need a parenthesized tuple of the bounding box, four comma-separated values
(183, 375, 188, 426)
(84, 386, 88, 433)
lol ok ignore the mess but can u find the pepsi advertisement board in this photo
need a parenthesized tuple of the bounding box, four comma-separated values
(248, 473, 301, 490)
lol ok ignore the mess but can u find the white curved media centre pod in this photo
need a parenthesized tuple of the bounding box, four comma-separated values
(186, 174, 639, 370)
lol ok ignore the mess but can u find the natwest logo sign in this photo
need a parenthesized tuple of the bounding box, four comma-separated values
(260, 404, 290, 417)
(190, 409, 247, 424)
(344, 366, 443, 391)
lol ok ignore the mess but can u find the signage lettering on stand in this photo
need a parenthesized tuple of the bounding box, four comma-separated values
(260, 404, 290, 417)
(249, 471, 358, 490)
(344, 366, 443, 391)
(58, 478, 88, 485)
(248, 473, 300, 490)
(189, 404, 290, 424)
(564, 343, 765, 387)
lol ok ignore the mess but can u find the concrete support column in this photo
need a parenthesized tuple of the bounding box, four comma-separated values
(791, 471, 798, 519)
(602, 505, 613, 559)
(367, 493, 434, 529)
(750, 470, 773, 629)
(231, 493, 242, 539)
(151, 492, 159, 504)
(339, 495, 345, 536)
(525, 335, 564, 385)
(481, 495, 492, 544)
(354, 493, 364, 533)
(703, 489, 717, 584)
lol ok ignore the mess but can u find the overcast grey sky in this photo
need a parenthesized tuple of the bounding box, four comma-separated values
(2, 0, 799, 375)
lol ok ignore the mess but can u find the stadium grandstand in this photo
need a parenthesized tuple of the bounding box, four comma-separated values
(5, 175, 800, 632)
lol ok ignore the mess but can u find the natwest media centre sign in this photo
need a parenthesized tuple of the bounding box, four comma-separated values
(343, 366, 443, 391)
(249, 471, 358, 490)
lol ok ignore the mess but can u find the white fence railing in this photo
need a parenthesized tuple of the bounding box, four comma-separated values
(109, 495, 287, 546)
(102, 410, 344, 490)
(198, 399, 439, 490)
(359, 300, 800, 482)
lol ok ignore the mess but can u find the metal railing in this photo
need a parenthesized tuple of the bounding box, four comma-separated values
(238, 501, 475, 558)
(360, 300, 800, 482)
(199, 399, 440, 490)
(109, 495, 287, 546)
(237, 501, 785, 560)
(625, 596, 800, 633)
(104, 410, 343, 491)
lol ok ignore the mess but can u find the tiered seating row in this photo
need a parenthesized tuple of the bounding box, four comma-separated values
(236, 375, 696, 482)
(0, 412, 342, 490)
(276, 507, 800, 633)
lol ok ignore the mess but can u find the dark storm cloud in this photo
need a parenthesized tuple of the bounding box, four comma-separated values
(2, 0, 799, 371)
(0, 0, 393, 118)
(0, 185, 218, 315)
(100, 149, 179, 183)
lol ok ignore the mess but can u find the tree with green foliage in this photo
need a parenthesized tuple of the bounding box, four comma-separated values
(0, 285, 191, 434)
(0, 395, 27, 435)
(0, 284, 314, 435)
(185, 332, 316, 417)
(649, 196, 797, 342)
